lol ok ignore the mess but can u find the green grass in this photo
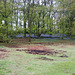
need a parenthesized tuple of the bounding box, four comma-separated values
(32, 38, 75, 43)
(0, 61, 11, 75)
(0, 39, 75, 75)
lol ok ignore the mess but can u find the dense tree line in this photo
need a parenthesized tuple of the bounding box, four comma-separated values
(0, 0, 75, 42)
(56, 0, 75, 39)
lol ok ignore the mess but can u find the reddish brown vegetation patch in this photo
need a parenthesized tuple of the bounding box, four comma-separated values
(5, 44, 19, 48)
(0, 49, 9, 59)
(25, 45, 52, 51)
(0, 49, 7, 52)
(16, 45, 66, 55)
(33, 42, 54, 45)
(25, 50, 55, 55)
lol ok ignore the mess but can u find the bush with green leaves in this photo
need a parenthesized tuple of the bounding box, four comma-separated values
(0, 24, 9, 42)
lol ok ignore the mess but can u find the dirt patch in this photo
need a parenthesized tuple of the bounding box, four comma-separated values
(16, 45, 66, 55)
(0, 49, 8, 52)
(59, 54, 68, 58)
(60, 46, 66, 48)
(16, 49, 26, 51)
(25, 45, 53, 51)
(5, 44, 19, 48)
(25, 50, 55, 55)
(0, 49, 9, 59)
(38, 57, 54, 61)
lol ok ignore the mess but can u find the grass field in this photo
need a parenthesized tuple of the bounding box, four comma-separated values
(0, 38, 75, 75)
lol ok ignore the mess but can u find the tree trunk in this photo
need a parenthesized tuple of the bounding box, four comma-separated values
(24, 20, 26, 38)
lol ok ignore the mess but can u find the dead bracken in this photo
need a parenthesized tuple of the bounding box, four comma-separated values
(0, 49, 7, 52)
(16, 45, 67, 55)
(25, 49, 55, 55)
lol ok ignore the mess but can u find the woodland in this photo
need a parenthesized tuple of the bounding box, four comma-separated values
(0, 0, 75, 42)
(0, 0, 75, 75)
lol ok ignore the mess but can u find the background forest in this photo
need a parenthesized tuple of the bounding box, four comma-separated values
(0, 0, 75, 75)
(0, 0, 75, 42)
